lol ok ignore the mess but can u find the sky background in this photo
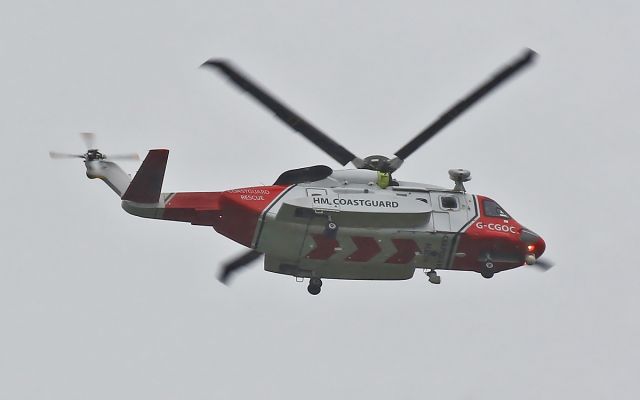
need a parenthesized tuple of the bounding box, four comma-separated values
(1, 1, 639, 399)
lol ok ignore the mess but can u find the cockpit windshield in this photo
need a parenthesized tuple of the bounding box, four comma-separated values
(483, 199, 511, 219)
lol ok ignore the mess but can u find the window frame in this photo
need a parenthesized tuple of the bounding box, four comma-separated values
(482, 199, 511, 219)
(439, 195, 460, 211)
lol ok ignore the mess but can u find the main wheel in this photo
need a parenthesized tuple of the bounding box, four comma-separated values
(307, 284, 321, 295)
(310, 277, 323, 287)
(481, 270, 494, 279)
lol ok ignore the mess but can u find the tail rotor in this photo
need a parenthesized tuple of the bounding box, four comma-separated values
(49, 132, 139, 162)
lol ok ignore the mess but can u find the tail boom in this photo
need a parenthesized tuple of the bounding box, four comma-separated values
(85, 160, 131, 197)
(121, 192, 222, 226)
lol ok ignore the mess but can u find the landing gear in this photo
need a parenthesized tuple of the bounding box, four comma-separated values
(481, 270, 494, 279)
(481, 260, 494, 279)
(307, 277, 322, 295)
(480, 254, 495, 279)
(323, 219, 338, 238)
(424, 269, 441, 284)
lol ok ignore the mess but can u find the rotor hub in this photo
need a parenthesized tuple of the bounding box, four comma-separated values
(362, 155, 392, 172)
(85, 149, 105, 161)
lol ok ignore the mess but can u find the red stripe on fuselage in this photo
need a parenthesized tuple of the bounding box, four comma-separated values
(305, 234, 340, 260)
(385, 239, 419, 264)
(347, 236, 381, 262)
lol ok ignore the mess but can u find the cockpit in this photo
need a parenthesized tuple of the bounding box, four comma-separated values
(482, 198, 511, 219)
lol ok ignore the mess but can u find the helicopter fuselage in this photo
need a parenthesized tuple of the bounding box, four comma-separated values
(123, 168, 545, 280)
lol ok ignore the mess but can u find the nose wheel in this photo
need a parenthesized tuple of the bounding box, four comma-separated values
(481, 259, 494, 279)
(307, 277, 322, 295)
(481, 270, 494, 279)
(424, 269, 441, 284)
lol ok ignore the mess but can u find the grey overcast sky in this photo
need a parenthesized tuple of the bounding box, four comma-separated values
(1, 1, 639, 399)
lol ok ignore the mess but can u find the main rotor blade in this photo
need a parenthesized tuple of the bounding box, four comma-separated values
(218, 249, 263, 284)
(393, 49, 537, 164)
(201, 59, 359, 166)
(532, 258, 555, 272)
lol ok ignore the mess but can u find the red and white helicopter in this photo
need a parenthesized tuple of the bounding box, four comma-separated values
(51, 48, 550, 295)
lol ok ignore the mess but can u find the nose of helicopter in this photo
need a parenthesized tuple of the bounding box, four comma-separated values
(531, 236, 546, 258)
(521, 229, 546, 258)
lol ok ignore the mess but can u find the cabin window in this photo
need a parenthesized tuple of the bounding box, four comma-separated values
(440, 196, 458, 210)
(483, 199, 511, 219)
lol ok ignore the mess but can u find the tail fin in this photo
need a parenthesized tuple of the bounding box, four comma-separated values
(122, 149, 169, 203)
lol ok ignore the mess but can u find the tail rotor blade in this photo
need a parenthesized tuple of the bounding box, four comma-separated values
(218, 250, 263, 284)
(105, 153, 140, 161)
(201, 59, 360, 167)
(49, 151, 84, 159)
(80, 132, 97, 150)
(392, 48, 537, 168)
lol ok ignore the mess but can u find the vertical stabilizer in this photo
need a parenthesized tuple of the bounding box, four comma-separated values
(121, 149, 169, 203)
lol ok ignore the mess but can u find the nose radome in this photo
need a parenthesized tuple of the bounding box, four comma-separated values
(521, 229, 546, 257)
(534, 236, 546, 257)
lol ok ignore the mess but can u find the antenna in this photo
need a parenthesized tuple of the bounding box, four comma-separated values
(448, 169, 471, 192)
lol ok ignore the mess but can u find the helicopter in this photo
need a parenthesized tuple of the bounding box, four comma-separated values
(50, 48, 551, 295)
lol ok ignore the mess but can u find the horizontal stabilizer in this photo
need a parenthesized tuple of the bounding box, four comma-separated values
(122, 149, 169, 203)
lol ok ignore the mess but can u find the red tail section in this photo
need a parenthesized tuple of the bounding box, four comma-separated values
(122, 149, 169, 203)
(163, 192, 222, 226)
(120, 152, 290, 249)
(162, 186, 290, 247)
